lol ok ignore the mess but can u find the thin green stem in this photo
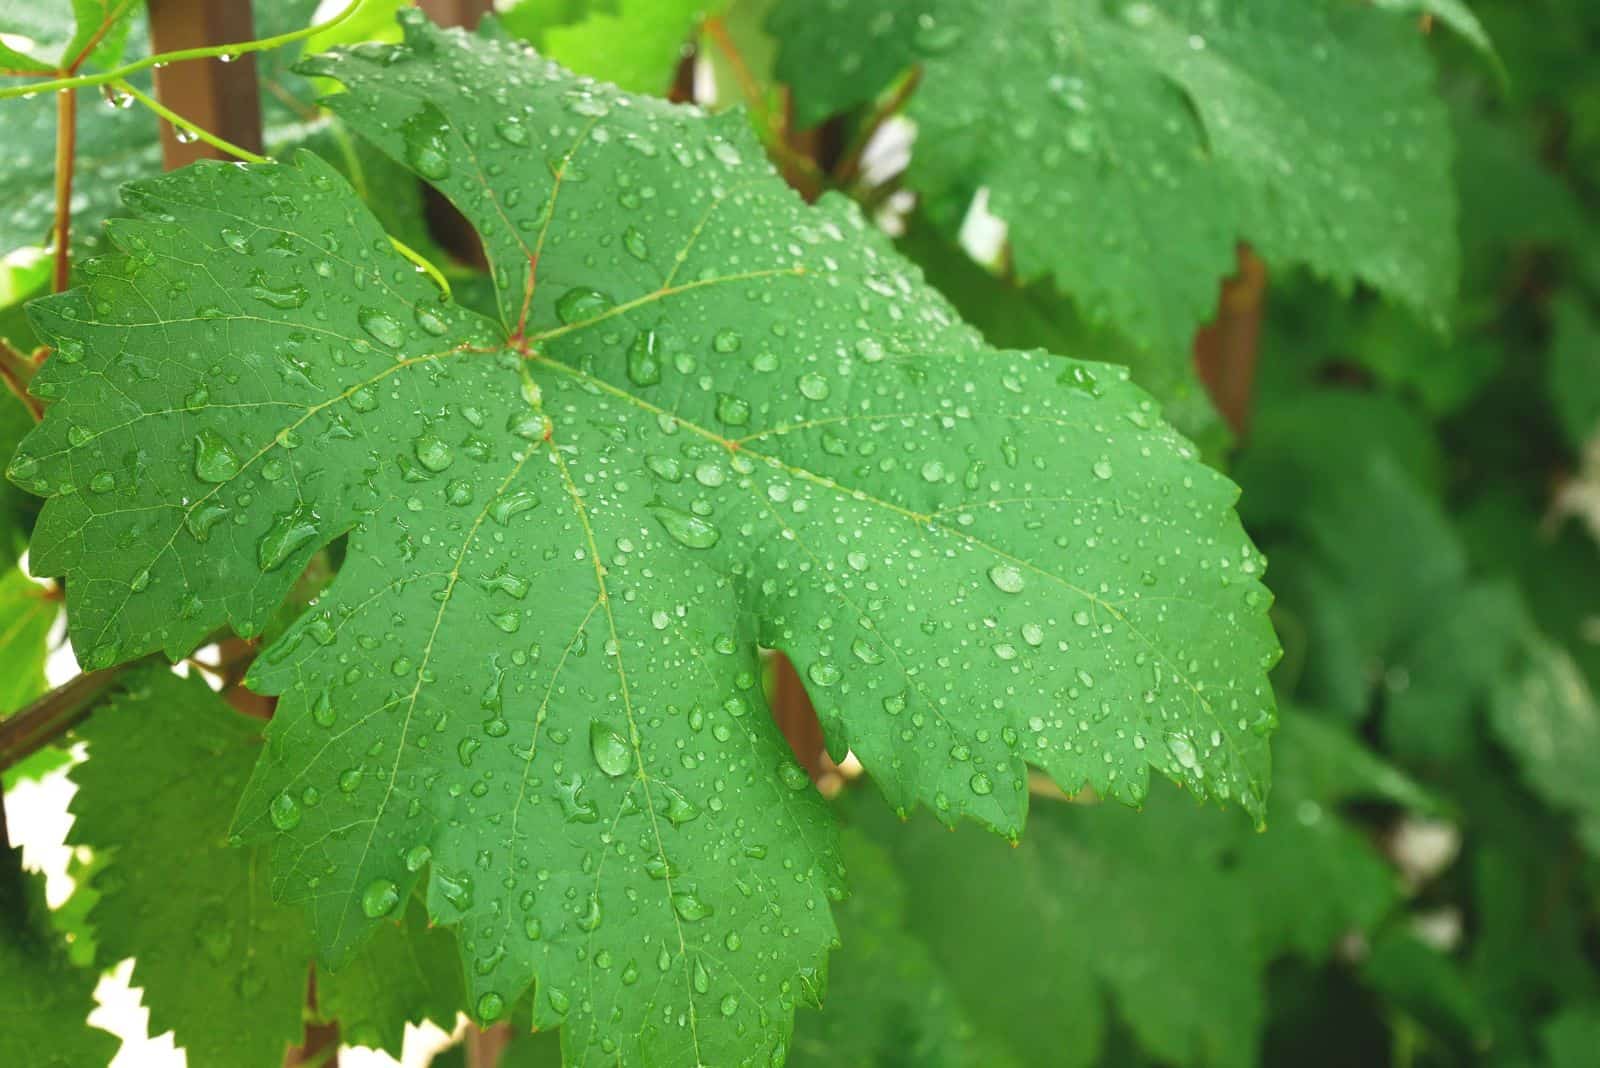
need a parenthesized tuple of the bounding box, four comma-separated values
(116, 79, 269, 164)
(388, 235, 452, 299)
(0, 0, 363, 101)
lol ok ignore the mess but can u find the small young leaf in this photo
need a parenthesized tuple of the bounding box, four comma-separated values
(68, 668, 463, 1067)
(0, 849, 118, 1068)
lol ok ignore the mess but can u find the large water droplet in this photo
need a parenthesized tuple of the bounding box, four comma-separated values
(556, 286, 612, 324)
(269, 791, 301, 831)
(193, 429, 240, 483)
(413, 434, 453, 472)
(361, 878, 400, 918)
(651, 505, 720, 549)
(987, 563, 1025, 594)
(358, 307, 404, 348)
(258, 505, 319, 571)
(589, 722, 633, 777)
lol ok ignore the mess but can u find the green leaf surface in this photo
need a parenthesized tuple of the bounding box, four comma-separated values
(68, 668, 317, 1068)
(0, 847, 119, 1068)
(1383, 580, 1529, 763)
(853, 713, 1415, 1068)
(316, 894, 465, 1056)
(1544, 1006, 1600, 1068)
(0, 564, 54, 715)
(1374, 0, 1499, 65)
(770, 0, 1459, 354)
(1, 389, 42, 563)
(0, 77, 161, 258)
(1549, 295, 1600, 450)
(1489, 638, 1600, 853)
(67, 667, 464, 1066)
(543, 0, 723, 95)
(787, 829, 1008, 1068)
(895, 214, 1225, 451)
(0, 0, 142, 70)
(12, 13, 1276, 1062)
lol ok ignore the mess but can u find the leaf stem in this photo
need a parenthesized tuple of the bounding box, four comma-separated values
(115, 78, 268, 163)
(51, 89, 77, 293)
(389, 235, 453, 299)
(0, 339, 44, 420)
(0, 0, 363, 101)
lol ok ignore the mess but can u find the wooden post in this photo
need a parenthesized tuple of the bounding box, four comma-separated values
(146, 0, 263, 169)
(416, 0, 492, 268)
(1193, 245, 1267, 437)
(419, 0, 493, 29)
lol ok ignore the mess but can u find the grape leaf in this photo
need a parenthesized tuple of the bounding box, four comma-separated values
(316, 892, 465, 1055)
(1383, 580, 1529, 763)
(1544, 1006, 1600, 1068)
(854, 713, 1418, 1068)
(895, 213, 1226, 452)
(1549, 295, 1600, 451)
(787, 829, 1009, 1068)
(0, 847, 119, 1068)
(0, 77, 160, 258)
(67, 667, 464, 1065)
(0, 564, 54, 715)
(0, 0, 143, 71)
(1373, 0, 1499, 65)
(1489, 638, 1600, 854)
(543, 1, 724, 95)
(12, 12, 1276, 1060)
(67, 669, 312, 1067)
(770, 0, 1459, 354)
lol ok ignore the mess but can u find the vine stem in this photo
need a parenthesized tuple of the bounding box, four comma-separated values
(51, 89, 77, 293)
(116, 78, 267, 164)
(0, 0, 363, 101)
(0, 339, 44, 420)
(0, 664, 133, 773)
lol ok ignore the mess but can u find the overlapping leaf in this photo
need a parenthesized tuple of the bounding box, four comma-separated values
(10, 13, 1275, 1062)
(0, 847, 118, 1068)
(67, 667, 461, 1066)
(770, 0, 1461, 355)
(850, 713, 1421, 1068)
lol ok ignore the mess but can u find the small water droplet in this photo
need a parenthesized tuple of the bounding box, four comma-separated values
(361, 878, 400, 918)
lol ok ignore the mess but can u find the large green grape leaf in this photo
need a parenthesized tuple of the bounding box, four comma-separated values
(853, 713, 1419, 1068)
(67, 667, 462, 1066)
(0, 847, 119, 1068)
(770, 0, 1459, 355)
(11, 13, 1276, 1061)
